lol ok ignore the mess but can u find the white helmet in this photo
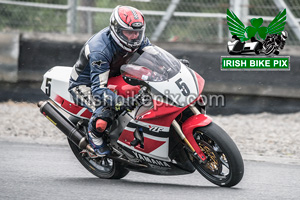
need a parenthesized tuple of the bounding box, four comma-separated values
(110, 5, 146, 52)
(281, 31, 288, 41)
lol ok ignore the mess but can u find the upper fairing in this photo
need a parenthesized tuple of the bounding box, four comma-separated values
(147, 63, 199, 107)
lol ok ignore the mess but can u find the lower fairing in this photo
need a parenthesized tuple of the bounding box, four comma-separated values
(125, 162, 195, 176)
(119, 144, 195, 175)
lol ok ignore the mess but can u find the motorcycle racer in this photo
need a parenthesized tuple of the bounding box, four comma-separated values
(40, 39, 243, 187)
(262, 31, 288, 55)
(68, 5, 151, 156)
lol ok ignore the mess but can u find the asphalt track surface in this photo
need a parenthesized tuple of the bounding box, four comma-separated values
(1, 141, 299, 200)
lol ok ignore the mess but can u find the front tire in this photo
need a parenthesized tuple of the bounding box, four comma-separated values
(264, 44, 275, 55)
(191, 122, 244, 187)
(68, 139, 129, 179)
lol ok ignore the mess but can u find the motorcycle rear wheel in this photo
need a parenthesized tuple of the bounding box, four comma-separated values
(191, 122, 244, 187)
(68, 139, 129, 179)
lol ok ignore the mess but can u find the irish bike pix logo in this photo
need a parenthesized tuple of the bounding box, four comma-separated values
(221, 8, 290, 71)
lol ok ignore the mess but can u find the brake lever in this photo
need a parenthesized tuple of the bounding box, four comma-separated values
(135, 86, 147, 100)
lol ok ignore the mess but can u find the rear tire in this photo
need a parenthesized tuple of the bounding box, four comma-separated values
(191, 122, 244, 187)
(255, 42, 262, 55)
(68, 139, 129, 179)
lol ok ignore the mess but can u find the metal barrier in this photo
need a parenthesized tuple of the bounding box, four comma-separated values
(0, 0, 299, 45)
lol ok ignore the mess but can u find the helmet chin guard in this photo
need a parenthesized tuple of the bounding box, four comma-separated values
(110, 5, 146, 52)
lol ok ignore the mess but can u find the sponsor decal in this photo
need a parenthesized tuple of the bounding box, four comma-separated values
(43, 112, 57, 126)
(148, 125, 164, 133)
(132, 151, 171, 168)
(91, 60, 107, 68)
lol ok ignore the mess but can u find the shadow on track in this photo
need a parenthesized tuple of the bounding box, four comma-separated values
(54, 177, 241, 190)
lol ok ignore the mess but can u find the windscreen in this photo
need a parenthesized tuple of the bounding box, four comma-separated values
(121, 46, 181, 82)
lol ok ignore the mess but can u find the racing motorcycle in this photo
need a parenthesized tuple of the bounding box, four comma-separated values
(38, 46, 244, 187)
(262, 31, 288, 55)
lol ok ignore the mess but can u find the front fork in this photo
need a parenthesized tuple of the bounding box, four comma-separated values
(172, 105, 212, 163)
(172, 120, 207, 162)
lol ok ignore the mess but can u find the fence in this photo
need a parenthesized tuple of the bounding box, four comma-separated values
(0, 0, 299, 45)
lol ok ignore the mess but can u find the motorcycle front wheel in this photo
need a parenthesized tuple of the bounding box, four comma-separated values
(68, 139, 129, 179)
(264, 44, 275, 55)
(191, 122, 244, 187)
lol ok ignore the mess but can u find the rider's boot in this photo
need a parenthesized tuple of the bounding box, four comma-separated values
(87, 119, 111, 156)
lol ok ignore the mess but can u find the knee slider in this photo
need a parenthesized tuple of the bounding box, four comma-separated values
(92, 107, 115, 133)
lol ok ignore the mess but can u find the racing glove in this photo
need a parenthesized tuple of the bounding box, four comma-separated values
(179, 59, 190, 67)
(115, 97, 138, 113)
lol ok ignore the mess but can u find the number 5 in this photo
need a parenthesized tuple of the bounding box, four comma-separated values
(45, 78, 52, 96)
(175, 78, 190, 96)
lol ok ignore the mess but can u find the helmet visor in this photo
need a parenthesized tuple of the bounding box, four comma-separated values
(118, 28, 144, 47)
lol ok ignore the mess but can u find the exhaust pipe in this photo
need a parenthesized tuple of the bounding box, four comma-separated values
(38, 101, 94, 152)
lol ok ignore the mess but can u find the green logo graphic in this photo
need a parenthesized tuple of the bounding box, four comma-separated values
(227, 9, 286, 42)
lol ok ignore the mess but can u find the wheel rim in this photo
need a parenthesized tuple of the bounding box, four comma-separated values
(199, 141, 222, 175)
(265, 45, 274, 54)
(68, 138, 117, 177)
(193, 131, 231, 181)
(84, 156, 114, 173)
